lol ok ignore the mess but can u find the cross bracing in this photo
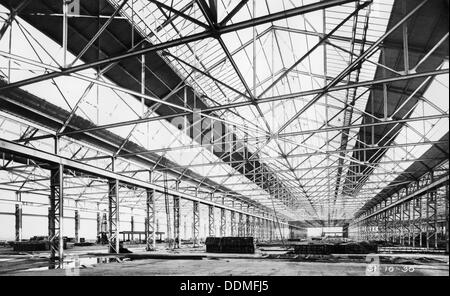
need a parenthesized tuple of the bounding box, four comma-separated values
(0, 0, 448, 228)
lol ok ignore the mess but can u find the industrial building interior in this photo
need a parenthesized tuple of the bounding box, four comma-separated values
(0, 0, 448, 277)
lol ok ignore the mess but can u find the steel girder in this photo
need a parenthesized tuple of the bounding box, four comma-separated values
(32, 71, 446, 138)
(0, 0, 444, 229)
(0, 139, 289, 226)
(0, 0, 359, 91)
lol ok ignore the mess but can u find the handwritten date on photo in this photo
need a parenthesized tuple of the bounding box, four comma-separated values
(367, 265, 416, 273)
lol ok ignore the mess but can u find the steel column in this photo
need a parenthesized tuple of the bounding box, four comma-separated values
(220, 208, 226, 237)
(14, 191, 22, 241)
(445, 184, 449, 253)
(412, 196, 422, 247)
(146, 189, 155, 251)
(208, 205, 215, 237)
(230, 210, 236, 237)
(261, 217, 265, 240)
(96, 210, 101, 242)
(394, 205, 402, 244)
(426, 189, 438, 249)
(49, 164, 64, 260)
(173, 195, 180, 248)
(74, 210, 80, 243)
(238, 213, 244, 237)
(108, 179, 120, 254)
(245, 214, 251, 237)
(402, 201, 411, 246)
(130, 215, 134, 242)
(193, 201, 200, 247)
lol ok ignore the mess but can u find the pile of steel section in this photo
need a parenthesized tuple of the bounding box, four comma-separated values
(205, 237, 255, 254)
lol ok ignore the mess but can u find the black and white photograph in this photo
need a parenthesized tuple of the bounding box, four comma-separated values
(0, 0, 448, 284)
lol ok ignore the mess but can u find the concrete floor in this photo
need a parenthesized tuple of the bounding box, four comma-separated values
(0, 244, 448, 276)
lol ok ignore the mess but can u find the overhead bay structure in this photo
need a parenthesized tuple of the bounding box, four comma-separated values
(0, 0, 448, 276)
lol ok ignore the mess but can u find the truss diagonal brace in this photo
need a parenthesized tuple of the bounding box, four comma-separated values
(0, 0, 360, 92)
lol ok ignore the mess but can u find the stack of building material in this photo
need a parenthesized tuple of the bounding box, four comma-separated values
(293, 242, 378, 255)
(12, 236, 72, 252)
(205, 237, 255, 254)
(205, 237, 222, 253)
(293, 244, 330, 255)
(13, 241, 50, 251)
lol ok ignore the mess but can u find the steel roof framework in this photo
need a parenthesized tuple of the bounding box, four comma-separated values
(0, 0, 448, 224)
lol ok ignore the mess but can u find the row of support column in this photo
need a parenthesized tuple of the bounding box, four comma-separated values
(163, 197, 289, 244)
(351, 175, 448, 250)
(43, 164, 291, 263)
(47, 164, 124, 260)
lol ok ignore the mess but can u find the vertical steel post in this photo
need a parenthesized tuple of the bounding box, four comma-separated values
(15, 191, 22, 242)
(426, 189, 438, 249)
(220, 197, 226, 237)
(108, 179, 120, 254)
(7, 13, 12, 83)
(238, 213, 244, 237)
(96, 203, 101, 242)
(173, 195, 180, 248)
(402, 0, 409, 74)
(445, 184, 449, 253)
(395, 205, 402, 245)
(245, 214, 251, 237)
(254, 217, 259, 240)
(74, 210, 80, 243)
(261, 216, 265, 241)
(141, 46, 146, 117)
(413, 196, 422, 247)
(49, 164, 64, 261)
(251, 216, 255, 238)
(62, 0, 68, 67)
(130, 214, 134, 242)
(193, 201, 200, 247)
(230, 210, 236, 237)
(208, 205, 215, 237)
(146, 189, 155, 251)
(402, 201, 411, 246)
